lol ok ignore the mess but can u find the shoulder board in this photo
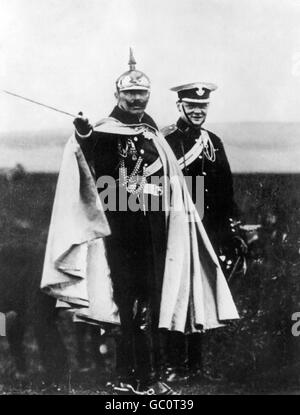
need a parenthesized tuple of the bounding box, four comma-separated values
(160, 124, 177, 137)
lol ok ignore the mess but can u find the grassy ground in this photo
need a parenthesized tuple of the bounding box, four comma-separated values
(0, 172, 300, 395)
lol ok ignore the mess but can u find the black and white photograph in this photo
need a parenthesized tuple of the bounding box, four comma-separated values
(0, 0, 300, 396)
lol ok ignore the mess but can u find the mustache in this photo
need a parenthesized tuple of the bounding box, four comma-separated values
(127, 100, 147, 108)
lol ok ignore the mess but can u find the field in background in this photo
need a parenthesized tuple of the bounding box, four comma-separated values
(0, 172, 299, 394)
(1, 122, 300, 173)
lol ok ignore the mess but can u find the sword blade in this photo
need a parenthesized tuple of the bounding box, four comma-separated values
(1, 89, 76, 118)
(227, 256, 242, 283)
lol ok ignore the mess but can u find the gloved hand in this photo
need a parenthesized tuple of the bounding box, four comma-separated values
(73, 112, 93, 137)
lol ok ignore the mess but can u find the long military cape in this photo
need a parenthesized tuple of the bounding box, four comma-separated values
(41, 118, 239, 332)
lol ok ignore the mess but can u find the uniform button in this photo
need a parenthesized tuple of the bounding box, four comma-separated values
(205, 189, 208, 192)
(144, 163, 148, 167)
(140, 149, 145, 154)
(134, 137, 138, 142)
(206, 205, 210, 210)
(199, 155, 202, 159)
(203, 172, 207, 176)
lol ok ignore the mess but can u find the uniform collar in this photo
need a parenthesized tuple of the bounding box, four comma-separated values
(110, 106, 157, 129)
(176, 117, 202, 139)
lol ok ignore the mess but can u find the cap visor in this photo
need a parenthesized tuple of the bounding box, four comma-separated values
(181, 98, 210, 103)
(119, 86, 150, 91)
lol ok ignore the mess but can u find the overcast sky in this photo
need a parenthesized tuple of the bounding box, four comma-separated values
(1, 0, 300, 132)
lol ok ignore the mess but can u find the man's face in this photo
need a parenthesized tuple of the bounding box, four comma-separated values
(178, 101, 209, 127)
(116, 89, 150, 116)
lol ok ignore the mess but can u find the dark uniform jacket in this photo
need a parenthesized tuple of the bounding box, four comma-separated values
(75, 104, 166, 295)
(77, 106, 161, 178)
(75, 105, 167, 380)
(163, 118, 240, 255)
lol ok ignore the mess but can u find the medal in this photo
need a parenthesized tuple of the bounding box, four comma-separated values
(127, 139, 138, 160)
(127, 182, 137, 192)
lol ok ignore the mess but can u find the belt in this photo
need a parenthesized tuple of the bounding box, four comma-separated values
(143, 183, 163, 196)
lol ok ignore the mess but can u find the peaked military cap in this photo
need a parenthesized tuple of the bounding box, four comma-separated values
(170, 82, 217, 103)
(116, 48, 151, 92)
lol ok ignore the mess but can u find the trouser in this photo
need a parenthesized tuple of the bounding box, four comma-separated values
(167, 331, 204, 371)
(105, 209, 166, 384)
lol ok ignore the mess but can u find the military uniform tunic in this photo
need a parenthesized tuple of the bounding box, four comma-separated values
(163, 118, 240, 254)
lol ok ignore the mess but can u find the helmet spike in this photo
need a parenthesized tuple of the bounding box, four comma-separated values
(116, 48, 150, 91)
(128, 47, 136, 71)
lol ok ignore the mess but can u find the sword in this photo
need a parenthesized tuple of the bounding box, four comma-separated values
(227, 255, 247, 283)
(1, 89, 77, 118)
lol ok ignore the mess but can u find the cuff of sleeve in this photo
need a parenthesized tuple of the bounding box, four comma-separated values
(75, 127, 93, 138)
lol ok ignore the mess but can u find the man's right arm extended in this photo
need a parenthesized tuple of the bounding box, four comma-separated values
(73, 112, 95, 162)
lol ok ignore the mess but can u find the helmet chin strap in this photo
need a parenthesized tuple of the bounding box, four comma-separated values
(179, 102, 200, 129)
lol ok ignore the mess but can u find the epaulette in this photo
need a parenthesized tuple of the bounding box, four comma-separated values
(160, 124, 177, 137)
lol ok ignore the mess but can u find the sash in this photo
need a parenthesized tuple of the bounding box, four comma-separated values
(141, 129, 212, 176)
(178, 130, 210, 169)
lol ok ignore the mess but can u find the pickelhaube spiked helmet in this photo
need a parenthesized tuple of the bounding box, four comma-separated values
(116, 48, 151, 92)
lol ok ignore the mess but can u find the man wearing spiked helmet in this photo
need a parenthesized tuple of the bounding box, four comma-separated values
(41, 54, 239, 395)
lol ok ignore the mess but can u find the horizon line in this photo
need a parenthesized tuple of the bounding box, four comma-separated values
(1, 120, 300, 135)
